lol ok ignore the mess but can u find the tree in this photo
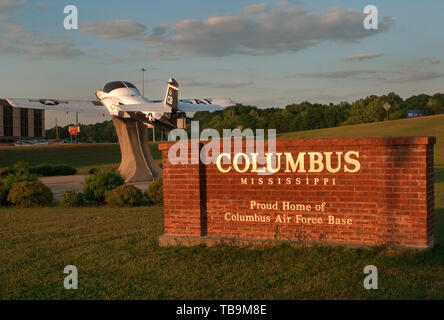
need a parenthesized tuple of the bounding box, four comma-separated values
(427, 93, 444, 114)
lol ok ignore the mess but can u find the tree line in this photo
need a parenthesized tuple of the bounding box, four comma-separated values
(45, 92, 444, 141)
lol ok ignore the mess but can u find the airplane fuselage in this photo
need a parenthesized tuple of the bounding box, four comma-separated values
(95, 82, 162, 121)
(95, 80, 233, 122)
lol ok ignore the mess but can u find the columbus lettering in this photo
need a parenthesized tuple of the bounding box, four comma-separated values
(216, 151, 360, 174)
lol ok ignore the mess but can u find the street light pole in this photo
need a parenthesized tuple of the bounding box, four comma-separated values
(141, 68, 147, 96)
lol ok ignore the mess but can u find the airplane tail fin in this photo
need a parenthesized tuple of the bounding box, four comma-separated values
(163, 78, 179, 128)
(164, 78, 179, 111)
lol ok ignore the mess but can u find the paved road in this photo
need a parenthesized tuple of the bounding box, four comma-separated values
(39, 175, 152, 201)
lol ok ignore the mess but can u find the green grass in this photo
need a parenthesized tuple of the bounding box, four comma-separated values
(0, 143, 162, 175)
(279, 114, 444, 165)
(0, 205, 443, 299)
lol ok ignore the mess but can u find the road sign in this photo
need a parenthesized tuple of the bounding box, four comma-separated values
(383, 103, 391, 111)
(69, 126, 80, 136)
(408, 110, 424, 118)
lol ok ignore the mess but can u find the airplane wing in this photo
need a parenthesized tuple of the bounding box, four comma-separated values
(178, 102, 224, 113)
(6, 98, 106, 114)
(118, 102, 224, 114)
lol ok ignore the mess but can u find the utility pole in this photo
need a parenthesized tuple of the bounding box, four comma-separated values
(141, 68, 147, 96)
(75, 112, 78, 143)
(55, 118, 59, 141)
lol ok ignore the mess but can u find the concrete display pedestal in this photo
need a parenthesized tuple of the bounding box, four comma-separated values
(112, 117, 162, 182)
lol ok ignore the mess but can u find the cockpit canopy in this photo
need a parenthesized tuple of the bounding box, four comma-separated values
(103, 81, 140, 95)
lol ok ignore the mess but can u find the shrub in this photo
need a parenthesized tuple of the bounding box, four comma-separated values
(32, 164, 77, 177)
(0, 167, 11, 177)
(105, 184, 142, 207)
(1, 162, 36, 192)
(13, 161, 31, 174)
(61, 188, 84, 207)
(32, 164, 54, 177)
(2, 170, 37, 191)
(146, 178, 163, 205)
(52, 165, 77, 176)
(7, 181, 53, 207)
(88, 168, 98, 175)
(0, 182, 8, 205)
(82, 168, 124, 203)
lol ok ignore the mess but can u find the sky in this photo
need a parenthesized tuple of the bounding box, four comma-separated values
(0, 0, 443, 127)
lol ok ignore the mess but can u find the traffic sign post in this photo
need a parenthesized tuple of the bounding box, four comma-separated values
(69, 126, 80, 142)
(383, 103, 391, 120)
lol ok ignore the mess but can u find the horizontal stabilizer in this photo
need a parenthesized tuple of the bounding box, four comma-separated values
(117, 102, 170, 114)
(179, 98, 234, 108)
(178, 102, 224, 113)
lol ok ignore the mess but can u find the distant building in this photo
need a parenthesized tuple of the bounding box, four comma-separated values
(407, 110, 424, 118)
(0, 99, 45, 141)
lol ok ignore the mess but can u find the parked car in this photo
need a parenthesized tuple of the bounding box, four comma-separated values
(32, 140, 49, 145)
(13, 140, 35, 147)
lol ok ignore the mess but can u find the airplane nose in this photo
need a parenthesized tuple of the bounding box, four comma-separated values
(95, 90, 103, 100)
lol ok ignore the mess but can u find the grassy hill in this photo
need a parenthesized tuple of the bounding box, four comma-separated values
(0, 143, 121, 174)
(279, 114, 444, 166)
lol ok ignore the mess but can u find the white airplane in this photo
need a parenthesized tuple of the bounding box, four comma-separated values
(6, 78, 234, 131)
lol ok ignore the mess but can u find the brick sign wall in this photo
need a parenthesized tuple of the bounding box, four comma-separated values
(159, 137, 435, 249)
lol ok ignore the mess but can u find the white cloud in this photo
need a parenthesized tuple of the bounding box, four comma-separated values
(0, 0, 25, 20)
(37, 3, 52, 9)
(181, 79, 212, 87)
(212, 80, 253, 89)
(0, 0, 25, 11)
(242, 3, 269, 15)
(82, 20, 146, 39)
(396, 71, 444, 82)
(278, 0, 301, 7)
(343, 52, 382, 62)
(288, 56, 444, 83)
(140, 6, 394, 57)
(392, 57, 442, 82)
(0, 21, 84, 59)
(288, 69, 377, 79)
(80, 6, 394, 58)
(417, 57, 440, 66)
(181, 79, 254, 89)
